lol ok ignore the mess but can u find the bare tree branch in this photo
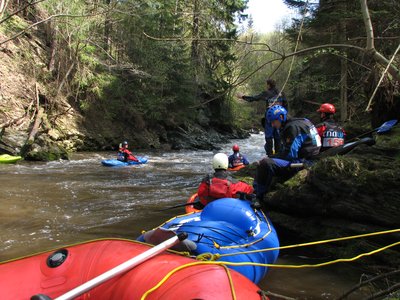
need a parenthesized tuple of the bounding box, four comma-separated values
(0, 8, 113, 47)
(0, 0, 46, 25)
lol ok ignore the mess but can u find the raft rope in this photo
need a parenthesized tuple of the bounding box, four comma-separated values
(140, 262, 237, 300)
(154, 209, 274, 250)
(141, 240, 399, 299)
(197, 228, 400, 260)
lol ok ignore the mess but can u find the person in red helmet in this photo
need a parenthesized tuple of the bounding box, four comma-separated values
(117, 141, 139, 162)
(228, 144, 249, 168)
(316, 103, 346, 152)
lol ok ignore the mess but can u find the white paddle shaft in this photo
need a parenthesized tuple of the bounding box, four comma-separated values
(290, 163, 304, 168)
(55, 234, 183, 300)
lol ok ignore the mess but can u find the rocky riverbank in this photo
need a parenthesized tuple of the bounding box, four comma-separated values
(234, 126, 400, 270)
(0, 19, 249, 161)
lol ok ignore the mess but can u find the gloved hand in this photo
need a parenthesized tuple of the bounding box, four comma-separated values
(250, 198, 262, 209)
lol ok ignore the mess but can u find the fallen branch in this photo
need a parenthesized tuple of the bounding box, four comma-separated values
(26, 83, 43, 143)
(366, 282, 400, 300)
(338, 269, 400, 300)
(365, 42, 400, 111)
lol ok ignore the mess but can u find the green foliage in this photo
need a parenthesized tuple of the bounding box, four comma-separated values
(0, 15, 28, 34)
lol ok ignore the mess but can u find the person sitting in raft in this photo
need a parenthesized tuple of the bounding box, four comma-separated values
(197, 153, 254, 208)
(117, 141, 139, 162)
(315, 103, 346, 152)
(252, 105, 321, 209)
(228, 144, 249, 169)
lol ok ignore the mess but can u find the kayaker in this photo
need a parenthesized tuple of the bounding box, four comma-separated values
(118, 141, 139, 162)
(315, 103, 346, 152)
(228, 144, 249, 168)
(237, 78, 288, 156)
(197, 153, 254, 207)
(252, 105, 321, 208)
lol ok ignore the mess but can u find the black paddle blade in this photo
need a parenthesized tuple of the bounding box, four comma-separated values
(316, 137, 375, 158)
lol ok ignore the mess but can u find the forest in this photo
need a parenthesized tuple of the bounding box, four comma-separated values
(0, 0, 399, 158)
(0, 1, 400, 298)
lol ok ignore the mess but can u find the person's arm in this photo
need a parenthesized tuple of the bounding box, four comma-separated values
(242, 91, 268, 102)
(280, 124, 304, 161)
(242, 155, 250, 165)
(232, 181, 254, 196)
(316, 124, 325, 138)
(228, 154, 234, 168)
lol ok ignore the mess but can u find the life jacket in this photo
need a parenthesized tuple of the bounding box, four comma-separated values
(207, 177, 233, 199)
(280, 118, 322, 160)
(117, 149, 126, 161)
(318, 121, 345, 150)
(198, 175, 234, 205)
(232, 153, 244, 167)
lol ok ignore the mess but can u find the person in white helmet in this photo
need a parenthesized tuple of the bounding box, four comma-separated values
(197, 153, 253, 207)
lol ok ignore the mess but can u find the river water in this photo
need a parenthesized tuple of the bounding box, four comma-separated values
(0, 133, 367, 299)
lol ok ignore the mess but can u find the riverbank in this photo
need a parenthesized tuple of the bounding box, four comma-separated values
(234, 127, 400, 280)
(0, 15, 250, 161)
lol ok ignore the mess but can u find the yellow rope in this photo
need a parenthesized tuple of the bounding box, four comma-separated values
(142, 241, 399, 299)
(217, 228, 400, 258)
(219, 240, 400, 269)
(222, 264, 237, 300)
(140, 261, 237, 300)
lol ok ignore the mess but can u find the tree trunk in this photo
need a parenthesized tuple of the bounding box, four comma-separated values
(48, 23, 58, 73)
(340, 57, 348, 122)
(104, 0, 112, 54)
(359, 0, 400, 82)
(0, 0, 8, 18)
(338, 4, 348, 122)
(359, 0, 374, 50)
(191, 0, 200, 79)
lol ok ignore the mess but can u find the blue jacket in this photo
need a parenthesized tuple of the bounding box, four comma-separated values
(276, 118, 321, 161)
(228, 152, 250, 168)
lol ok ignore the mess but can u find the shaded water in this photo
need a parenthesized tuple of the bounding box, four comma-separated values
(0, 133, 367, 298)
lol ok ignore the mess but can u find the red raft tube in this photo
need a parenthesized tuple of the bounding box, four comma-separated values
(0, 239, 264, 300)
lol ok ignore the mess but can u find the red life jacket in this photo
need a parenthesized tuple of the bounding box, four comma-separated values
(207, 177, 234, 199)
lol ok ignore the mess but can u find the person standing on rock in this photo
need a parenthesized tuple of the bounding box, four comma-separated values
(315, 103, 346, 152)
(197, 153, 254, 208)
(237, 79, 288, 156)
(228, 144, 249, 169)
(252, 105, 321, 208)
(118, 141, 139, 162)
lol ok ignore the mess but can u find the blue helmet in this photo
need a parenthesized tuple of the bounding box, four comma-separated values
(266, 105, 287, 123)
(122, 141, 128, 146)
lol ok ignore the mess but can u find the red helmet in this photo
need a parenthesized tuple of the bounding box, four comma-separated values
(317, 103, 336, 114)
(232, 144, 240, 152)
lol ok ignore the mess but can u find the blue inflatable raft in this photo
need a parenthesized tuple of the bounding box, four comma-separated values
(101, 156, 148, 167)
(138, 198, 279, 283)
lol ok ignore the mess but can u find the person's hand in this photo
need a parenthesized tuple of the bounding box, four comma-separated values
(236, 92, 244, 99)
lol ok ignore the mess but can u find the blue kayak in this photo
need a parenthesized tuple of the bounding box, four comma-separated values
(101, 156, 148, 167)
(138, 198, 279, 283)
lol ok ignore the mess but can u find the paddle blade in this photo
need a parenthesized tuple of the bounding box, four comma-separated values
(377, 119, 398, 133)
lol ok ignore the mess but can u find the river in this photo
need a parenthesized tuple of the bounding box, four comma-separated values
(0, 133, 367, 299)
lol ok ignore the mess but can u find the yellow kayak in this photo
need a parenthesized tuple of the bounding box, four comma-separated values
(0, 154, 22, 164)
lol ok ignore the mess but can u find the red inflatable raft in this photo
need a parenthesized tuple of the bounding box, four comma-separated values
(0, 239, 263, 299)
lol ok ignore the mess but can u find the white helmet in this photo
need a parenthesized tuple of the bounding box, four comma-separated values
(212, 153, 228, 170)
